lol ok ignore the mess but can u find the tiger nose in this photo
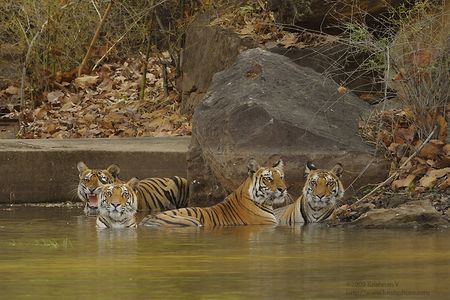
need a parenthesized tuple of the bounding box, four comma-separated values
(277, 187, 286, 193)
(111, 201, 120, 208)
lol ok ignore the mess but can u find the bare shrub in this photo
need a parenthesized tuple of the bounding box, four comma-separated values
(0, 0, 197, 108)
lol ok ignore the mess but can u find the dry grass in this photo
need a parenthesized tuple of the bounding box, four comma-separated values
(0, 0, 195, 108)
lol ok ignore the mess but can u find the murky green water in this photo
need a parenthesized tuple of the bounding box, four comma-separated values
(0, 206, 449, 299)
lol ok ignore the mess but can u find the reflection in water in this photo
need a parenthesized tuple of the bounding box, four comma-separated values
(0, 206, 449, 299)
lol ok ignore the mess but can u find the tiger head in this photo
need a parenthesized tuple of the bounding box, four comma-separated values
(303, 162, 344, 214)
(98, 178, 139, 223)
(77, 161, 120, 215)
(247, 159, 287, 206)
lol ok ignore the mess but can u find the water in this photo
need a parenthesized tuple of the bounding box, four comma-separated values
(0, 206, 449, 300)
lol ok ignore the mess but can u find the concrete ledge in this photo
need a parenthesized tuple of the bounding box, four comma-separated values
(0, 137, 190, 203)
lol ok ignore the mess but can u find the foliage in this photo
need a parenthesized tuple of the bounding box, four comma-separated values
(346, 1, 449, 195)
(0, 0, 197, 103)
(4, 52, 190, 138)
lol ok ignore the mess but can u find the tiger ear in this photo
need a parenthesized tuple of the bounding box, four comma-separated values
(107, 164, 120, 179)
(247, 158, 260, 175)
(127, 177, 140, 191)
(77, 161, 88, 173)
(272, 159, 284, 171)
(304, 161, 317, 177)
(331, 163, 344, 178)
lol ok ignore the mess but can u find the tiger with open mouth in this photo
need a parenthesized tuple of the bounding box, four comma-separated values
(77, 161, 121, 215)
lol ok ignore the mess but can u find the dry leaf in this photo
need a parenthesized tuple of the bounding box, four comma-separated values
(412, 164, 428, 176)
(74, 75, 99, 89)
(438, 177, 450, 190)
(411, 49, 431, 68)
(359, 93, 376, 102)
(278, 32, 298, 48)
(337, 86, 347, 94)
(414, 186, 426, 193)
(392, 72, 403, 81)
(238, 24, 255, 35)
(418, 140, 444, 160)
(436, 114, 447, 142)
(392, 174, 416, 191)
(47, 90, 64, 104)
(419, 175, 437, 188)
(394, 127, 415, 144)
(419, 167, 450, 188)
(443, 144, 450, 156)
(5, 86, 19, 95)
(428, 167, 450, 179)
(33, 107, 48, 120)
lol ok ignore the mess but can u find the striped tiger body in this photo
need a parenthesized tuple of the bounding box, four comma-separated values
(96, 180, 139, 229)
(77, 161, 121, 215)
(141, 159, 287, 227)
(275, 162, 344, 225)
(134, 176, 189, 213)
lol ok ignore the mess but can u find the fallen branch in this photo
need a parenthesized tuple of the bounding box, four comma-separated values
(353, 125, 438, 206)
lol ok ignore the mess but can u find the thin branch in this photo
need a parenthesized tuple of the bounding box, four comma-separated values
(19, 1, 76, 109)
(20, 19, 49, 109)
(91, 0, 102, 19)
(78, 0, 114, 77)
(353, 125, 438, 206)
(92, 0, 171, 71)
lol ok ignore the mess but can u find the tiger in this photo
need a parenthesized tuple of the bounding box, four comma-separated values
(274, 162, 344, 225)
(96, 179, 139, 229)
(133, 176, 189, 213)
(77, 161, 121, 215)
(140, 159, 287, 228)
(77, 161, 189, 215)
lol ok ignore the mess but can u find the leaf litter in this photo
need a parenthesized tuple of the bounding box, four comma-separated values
(1, 52, 191, 138)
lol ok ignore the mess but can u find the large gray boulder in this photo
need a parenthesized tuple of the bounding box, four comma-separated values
(188, 48, 388, 206)
(180, 13, 256, 114)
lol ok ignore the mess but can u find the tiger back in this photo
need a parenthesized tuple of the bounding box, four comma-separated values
(133, 176, 189, 213)
(275, 162, 344, 225)
(77, 161, 121, 215)
(141, 159, 287, 228)
(96, 179, 139, 229)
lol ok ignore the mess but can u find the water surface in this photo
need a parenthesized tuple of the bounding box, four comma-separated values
(0, 206, 449, 299)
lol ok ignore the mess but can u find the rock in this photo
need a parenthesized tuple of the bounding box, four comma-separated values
(268, 44, 385, 102)
(188, 48, 388, 206)
(268, 0, 406, 31)
(347, 200, 450, 228)
(180, 13, 256, 114)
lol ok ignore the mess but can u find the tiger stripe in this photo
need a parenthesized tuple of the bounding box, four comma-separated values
(133, 176, 189, 213)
